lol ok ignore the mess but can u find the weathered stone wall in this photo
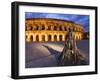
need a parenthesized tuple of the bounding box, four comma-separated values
(25, 18, 84, 42)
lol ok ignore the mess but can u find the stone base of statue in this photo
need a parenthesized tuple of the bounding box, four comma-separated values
(58, 28, 87, 66)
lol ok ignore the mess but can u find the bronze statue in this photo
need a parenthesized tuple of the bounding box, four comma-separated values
(58, 28, 87, 66)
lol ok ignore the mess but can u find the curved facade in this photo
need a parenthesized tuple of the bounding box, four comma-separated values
(25, 18, 84, 42)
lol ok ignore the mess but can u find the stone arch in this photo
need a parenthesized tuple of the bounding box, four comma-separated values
(54, 35, 57, 41)
(30, 35, 33, 42)
(36, 35, 39, 42)
(48, 35, 52, 41)
(64, 27, 67, 31)
(42, 35, 45, 41)
(59, 35, 63, 41)
(42, 25, 45, 30)
(59, 26, 62, 31)
(54, 26, 57, 30)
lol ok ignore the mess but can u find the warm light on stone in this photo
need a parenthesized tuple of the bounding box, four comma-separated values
(25, 18, 84, 42)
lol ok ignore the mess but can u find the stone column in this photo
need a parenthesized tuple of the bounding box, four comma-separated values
(26, 35, 30, 42)
(57, 35, 59, 41)
(62, 35, 65, 41)
(45, 35, 48, 41)
(51, 35, 54, 41)
(39, 34, 42, 42)
(33, 35, 36, 42)
(62, 26, 64, 31)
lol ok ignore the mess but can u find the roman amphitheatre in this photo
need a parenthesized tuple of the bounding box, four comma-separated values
(25, 18, 84, 42)
(25, 18, 89, 68)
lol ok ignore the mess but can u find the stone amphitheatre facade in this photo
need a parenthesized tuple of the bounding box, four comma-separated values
(25, 18, 84, 42)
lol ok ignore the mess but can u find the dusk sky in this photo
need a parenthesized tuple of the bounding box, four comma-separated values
(25, 12, 89, 32)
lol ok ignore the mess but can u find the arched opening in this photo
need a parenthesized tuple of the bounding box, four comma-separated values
(48, 26, 51, 30)
(54, 35, 57, 41)
(30, 26, 33, 30)
(30, 35, 33, 42)
(42, 35, 45, 41)
(64, 27, 67, 31)
(42, 25, 45, 30)
(59, 26, 62, 31)
(36, 35, 39, 42)
(59, 35, 62, 41)
(48, 35, 51, 41)
(54, 26, 57, 30)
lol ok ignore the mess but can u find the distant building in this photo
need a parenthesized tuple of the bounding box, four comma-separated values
(25, 18, 84, 42)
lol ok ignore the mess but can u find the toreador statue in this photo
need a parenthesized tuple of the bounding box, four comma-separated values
(58, 28, 87, 66)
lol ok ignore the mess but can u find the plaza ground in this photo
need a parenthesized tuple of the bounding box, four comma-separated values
(25, 40, 89, 68)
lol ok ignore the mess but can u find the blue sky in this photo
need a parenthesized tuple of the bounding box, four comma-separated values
(25, 12, 89, 32)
